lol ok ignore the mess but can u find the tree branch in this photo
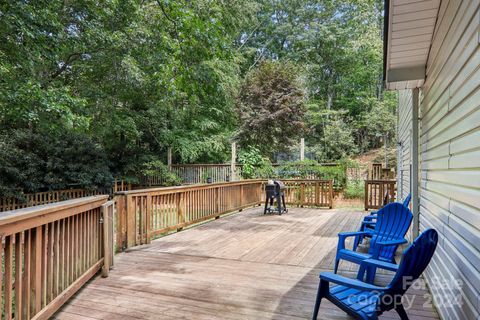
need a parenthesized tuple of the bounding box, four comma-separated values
(49, 52, 82, 80)
(155, 0, 177, 29)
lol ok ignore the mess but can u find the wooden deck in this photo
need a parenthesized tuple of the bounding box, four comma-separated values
(55, 207, 439, 320)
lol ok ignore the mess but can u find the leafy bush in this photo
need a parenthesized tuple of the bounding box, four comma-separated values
(344, 180, 364, 200)
(276, 160, 348, 190)
(140, 160, 181, 187)
(0, 129, 113, 198)
(238, 146, 274, 179)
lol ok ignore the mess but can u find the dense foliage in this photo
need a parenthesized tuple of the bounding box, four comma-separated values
(236, 61, 306, 156)
(276, 160, 350, 190)
(238, 146, 275, 179)
(344, 179, 364, 200)
(140, 160, 181, 187)
(0, 130, 112, 196)
(0, 0, 395, 196)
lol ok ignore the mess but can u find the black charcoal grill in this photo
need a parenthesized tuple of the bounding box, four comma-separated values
(264, 180, 287, 215)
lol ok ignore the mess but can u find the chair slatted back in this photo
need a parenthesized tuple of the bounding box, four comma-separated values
(369, 203, 413, 260)
(402, 194, 411, 208)
(387, 229, 438, 295)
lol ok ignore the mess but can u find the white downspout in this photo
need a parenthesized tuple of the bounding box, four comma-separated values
(411, 88, 420, 238)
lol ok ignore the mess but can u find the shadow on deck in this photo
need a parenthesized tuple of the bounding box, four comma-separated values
(55, 207, 439, 320)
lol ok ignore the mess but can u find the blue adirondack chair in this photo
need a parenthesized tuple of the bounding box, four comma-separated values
(313, 228, 438, 320)
(334, 202, 413, 279)
(354, 194, 411, 250)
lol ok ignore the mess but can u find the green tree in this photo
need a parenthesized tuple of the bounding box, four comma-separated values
(236, 60, 306, 157)
(306, 109, 357, 161)
(0, 0, 395, 196)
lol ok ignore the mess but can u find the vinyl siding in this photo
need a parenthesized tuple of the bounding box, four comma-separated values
(397, 90, 413, 202)
(397, 0, 480, 319)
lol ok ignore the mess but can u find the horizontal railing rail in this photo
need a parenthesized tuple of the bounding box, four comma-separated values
(282, 180, 334, 208)
(0, 195, 114, 320)
(364, 179, 396, 210)
(0, 189, 106, 212)
(115, 180, 264, 250)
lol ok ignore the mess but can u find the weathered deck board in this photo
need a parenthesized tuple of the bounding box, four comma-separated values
(56, 207, 439, 319)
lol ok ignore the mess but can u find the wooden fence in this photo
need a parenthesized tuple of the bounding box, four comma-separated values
(0, 195, 114, 320)
(282, 180, 333, 208)
(170, 163, 342, 184)
(113, 179, 132, 192)
(0, 189, 106, 212)
(171, 164, 243, 184)
(364, 180, 396, 210)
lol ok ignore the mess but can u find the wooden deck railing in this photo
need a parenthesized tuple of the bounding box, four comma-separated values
(0, 178, 334, 318)
(115, 180, 264, 250)
(364, 180, 396, 210)
(115, 179, 335, 249)
(282, 180, 333, 208)
(0, 195, 114, 320)
(0, 189, 105, 212)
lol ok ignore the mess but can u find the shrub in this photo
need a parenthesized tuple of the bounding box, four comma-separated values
(140, 160, 181, 186)
(344, 180, 364, 199)
(276, 160, 348, 190)
(0, 129, 113, 198)
(238, 146, 274, 179)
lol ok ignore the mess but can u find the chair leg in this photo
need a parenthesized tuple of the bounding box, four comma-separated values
(312, 279, 327, 320)
(395, 304, 409, 320)
(333, 258, 340, 273)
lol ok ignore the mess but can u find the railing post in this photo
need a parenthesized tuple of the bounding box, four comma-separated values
(259, 182, 263, 205)
(364, 181, 369, 211)
(329, 180, 333, 209)
(126, 195, 136, 249)
(176, 193, 184, 231)
(378, 182, 386, 207)
(315, 182, 320, 206)
(239, 184, 244, 211)
(101, 201, 114, 277)
(146, 195, 151, 244)
(114, 194, 126, 252)
(300, 183, 305, 207)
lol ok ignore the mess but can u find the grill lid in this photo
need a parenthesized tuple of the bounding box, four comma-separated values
(274, 180, 285, 190)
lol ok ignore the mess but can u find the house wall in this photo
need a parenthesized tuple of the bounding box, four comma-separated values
(396, 0, 480, 319)
(397, 90, 413, 203)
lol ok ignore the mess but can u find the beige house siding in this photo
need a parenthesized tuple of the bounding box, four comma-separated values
(396, 0, 480, 319)
(397, 90, 413, 202)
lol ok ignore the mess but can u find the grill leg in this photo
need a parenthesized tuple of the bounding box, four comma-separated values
(282, 194, 287, 213)
(276, 194, 282, 214)
(264, 197, 269, 214)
